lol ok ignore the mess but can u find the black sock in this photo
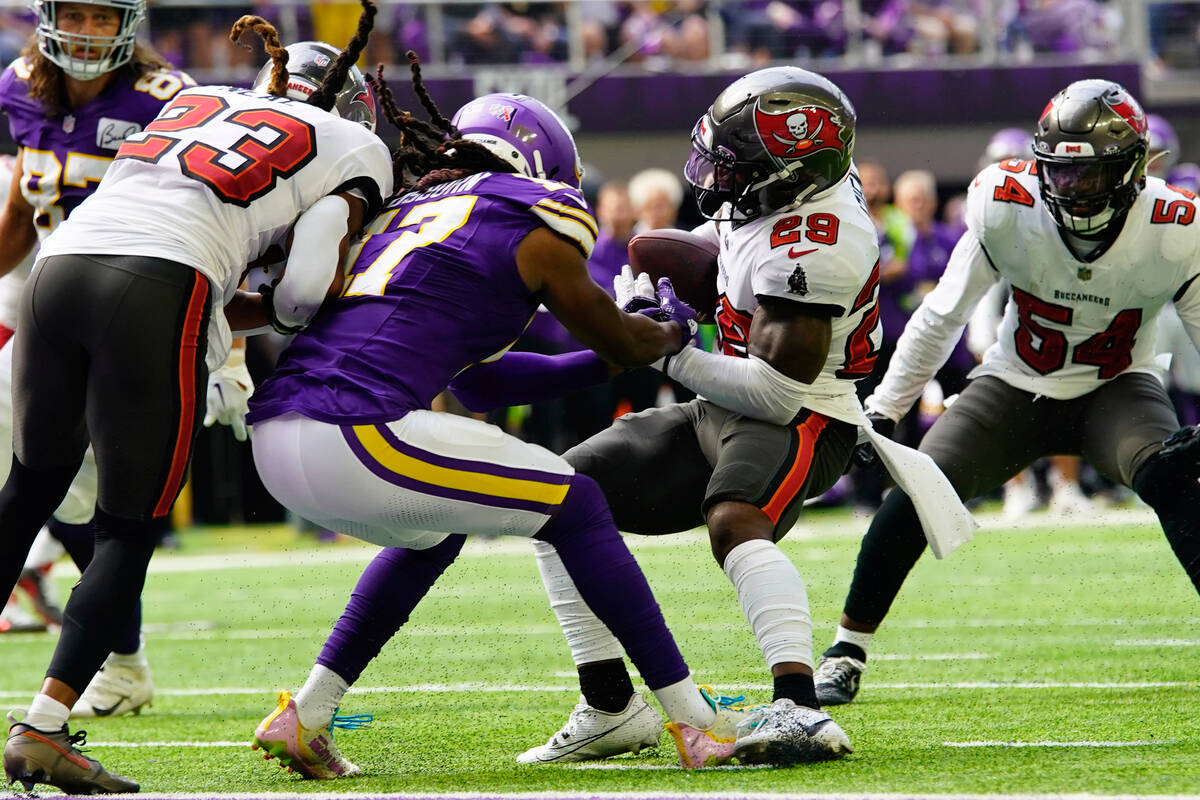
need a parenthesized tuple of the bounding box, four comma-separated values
(578, 659, 635, 713)
(824, 642, 867, 662)
(773, 672, 819, 710)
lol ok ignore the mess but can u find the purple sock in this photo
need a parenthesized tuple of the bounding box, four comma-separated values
(316, 535, 466, 684)
(49, 519, 142, 655)
(535, 474, 689, 690)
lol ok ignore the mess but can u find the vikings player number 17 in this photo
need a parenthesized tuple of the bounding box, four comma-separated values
(343, 195, 476, 296)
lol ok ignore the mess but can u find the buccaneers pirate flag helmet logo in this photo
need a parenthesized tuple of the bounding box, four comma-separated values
(684, 66, 856, 222)
(755, 104, 845, 161)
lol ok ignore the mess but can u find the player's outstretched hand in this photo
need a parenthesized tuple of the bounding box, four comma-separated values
(656, 277, 699, 351)
(614, 264, 660, 315)
(205, 352, 254, 442)
(851, 412, 897, 470)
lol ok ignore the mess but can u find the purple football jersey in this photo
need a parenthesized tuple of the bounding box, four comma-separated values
(0, 57, 193, 235)
(249, 171, 600, 424)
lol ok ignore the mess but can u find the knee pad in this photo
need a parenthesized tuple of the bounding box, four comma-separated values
(1132, 425, 1200, 506)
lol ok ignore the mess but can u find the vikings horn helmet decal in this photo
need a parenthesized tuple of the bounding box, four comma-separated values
(1034, 79, 1149, 239)
(251, 41, 378, 132)
(684, 66, 855, 222)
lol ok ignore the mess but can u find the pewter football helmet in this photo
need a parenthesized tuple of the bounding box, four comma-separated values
(252, 41, 377, 132)
(1033, 80, 1148, 238)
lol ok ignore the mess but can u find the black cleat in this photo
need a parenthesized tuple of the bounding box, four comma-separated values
(814, 654, 866, 706)
(4, 713, 138, 794)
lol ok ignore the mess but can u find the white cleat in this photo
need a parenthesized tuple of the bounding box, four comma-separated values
(71, 656, 154, 718)
(517, 693, 663, 763)
(733, 698, 852, 766)
(1048, 485, 1092, 517)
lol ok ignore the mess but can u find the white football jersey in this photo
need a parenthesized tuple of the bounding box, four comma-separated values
(696, 167, 881, 422)
(869, 159, 1200, 419)
(38, 85, 394, 367)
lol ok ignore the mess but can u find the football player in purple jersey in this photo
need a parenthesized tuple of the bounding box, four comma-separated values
(2, 4, 392, 793)
(0, 0, 196, 719)
(244, 60, 764, 777)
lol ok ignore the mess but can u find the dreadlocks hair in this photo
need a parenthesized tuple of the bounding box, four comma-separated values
(229, 16, 288, 96)
(372, 54, 517, 198)
(307, 0, 377, 113)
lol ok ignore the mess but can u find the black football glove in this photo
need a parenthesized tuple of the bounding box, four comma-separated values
(850, 412, 897, 470)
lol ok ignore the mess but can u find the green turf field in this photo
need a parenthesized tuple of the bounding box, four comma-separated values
(2, 508, 1197, 796)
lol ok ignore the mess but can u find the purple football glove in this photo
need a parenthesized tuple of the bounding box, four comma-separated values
(656, 277, 699, 351)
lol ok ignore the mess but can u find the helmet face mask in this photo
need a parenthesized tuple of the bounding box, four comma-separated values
(1033, 79, 1148, 239)
(35, 0, 145, 82)
(684, 67, 855, 223)
(450, 94, 584, 189)
(251, 42, 377, 132)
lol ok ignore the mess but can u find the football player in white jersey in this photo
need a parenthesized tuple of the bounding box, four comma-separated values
(0, 0, 203, 714)
(814, 80, 1200, 706)
(517, 67, 973, 767)
(1, 5, 394, 794)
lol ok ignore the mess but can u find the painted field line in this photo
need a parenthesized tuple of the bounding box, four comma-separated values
(944, 740, 1173, 748)
(1114, 638, 1200, 646)
(43, 792, 1200, 800)
(573, 763, 771, 771)
(90, 740, 246, 748)
(2, 680, 1194, 701)
(46, 508, 1160, 579)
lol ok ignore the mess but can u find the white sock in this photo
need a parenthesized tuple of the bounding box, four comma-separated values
(532, 539, 623, 665)
(652, 677, 715, 731)
(108, 640, 148, 667)
(25, 694, 70, 731)
(833, 625, 873, 658)
(293, 664, 349, 731)
(723, 539, 813, 669)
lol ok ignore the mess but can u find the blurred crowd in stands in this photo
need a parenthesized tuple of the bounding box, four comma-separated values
(0, 0, 1182, 73)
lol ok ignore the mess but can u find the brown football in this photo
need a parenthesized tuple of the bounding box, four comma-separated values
(627, 228, 719, 323)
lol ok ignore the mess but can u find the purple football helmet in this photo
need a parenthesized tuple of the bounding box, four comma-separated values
(980, 127, 1033, 168)
(451, 94, 583, 189)
(1167, 162, 1200, 195)
(1146, 113, 1180, 178)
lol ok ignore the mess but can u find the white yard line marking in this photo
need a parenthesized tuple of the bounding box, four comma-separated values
(944, 740, 1173, 748)
(572, 764, 771, 771)
(46, 508, 1161, 579)
(26, 792, 1200, 800)
(1114, 639, 1200, 646)
(0, 680, 1192, 701)
(90, 741, 247, 748)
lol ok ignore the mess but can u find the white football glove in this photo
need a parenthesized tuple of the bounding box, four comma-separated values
(612, 264, 658, 313)
(204, 349, 253, 442)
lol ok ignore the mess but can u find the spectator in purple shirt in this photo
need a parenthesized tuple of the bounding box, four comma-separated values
(893, 169, 972, 396)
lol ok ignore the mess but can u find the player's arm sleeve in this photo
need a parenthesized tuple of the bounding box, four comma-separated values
(270, 194, 353, 331)
(868, 229, 999, 421)
(664, 347, 812, 426)
(1172, 268, 1200, 356)
(448, 350, 610, 413)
